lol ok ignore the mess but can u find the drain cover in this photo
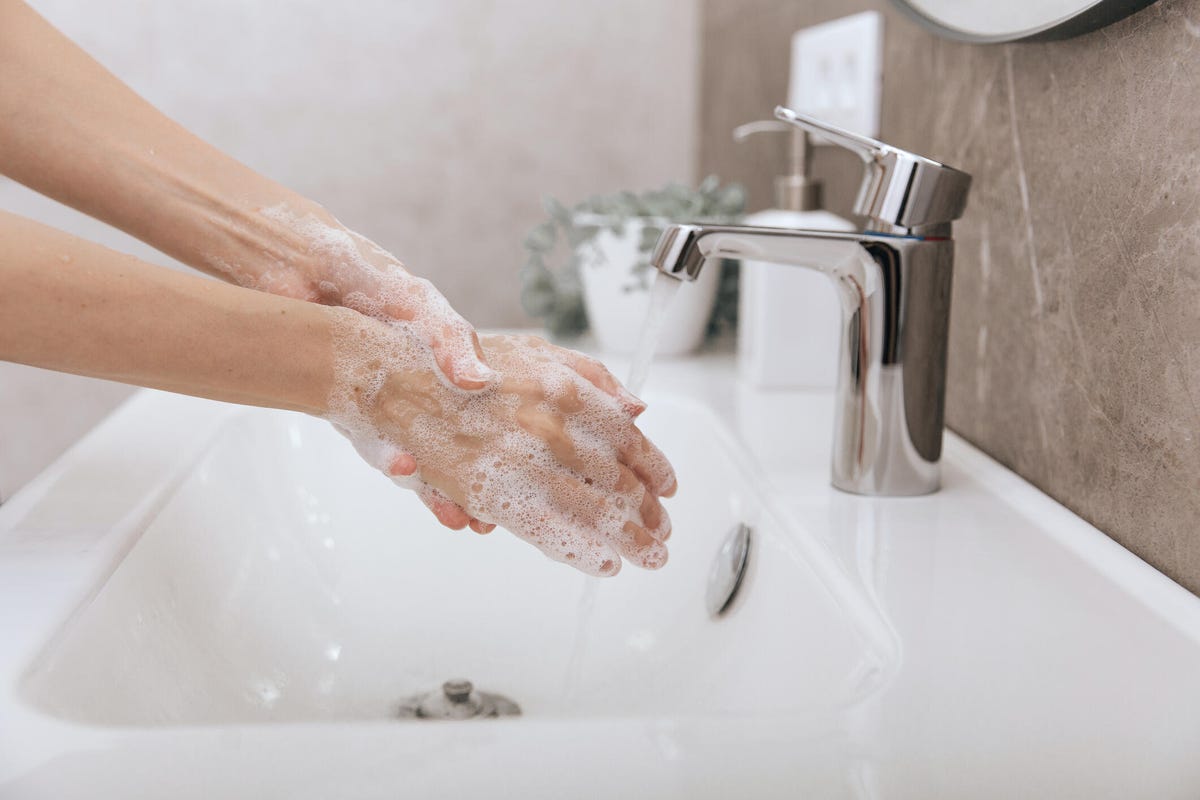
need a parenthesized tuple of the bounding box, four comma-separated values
(397, 679, 521, 720)
(706, 522, 752, 618)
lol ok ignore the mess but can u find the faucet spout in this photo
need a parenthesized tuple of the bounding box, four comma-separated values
(651, 224, 954, 496)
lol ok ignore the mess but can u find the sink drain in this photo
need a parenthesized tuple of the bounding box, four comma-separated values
(397, 679, 521, 720)
(706, 522, 752, 618)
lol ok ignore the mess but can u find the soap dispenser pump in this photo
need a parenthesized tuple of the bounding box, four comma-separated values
(734, 120, 855, 389)
(732, 121, 824, 213)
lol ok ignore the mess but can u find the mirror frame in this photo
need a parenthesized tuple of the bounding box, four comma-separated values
(890, 0, 1159, 43)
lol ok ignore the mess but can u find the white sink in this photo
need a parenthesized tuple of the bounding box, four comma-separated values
(17, 399, 880, 726)
(1, 352, 1198, 798)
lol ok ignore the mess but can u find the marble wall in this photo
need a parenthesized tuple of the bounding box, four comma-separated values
(701, 0, 1200, 593)
(0, 0, 698, 499)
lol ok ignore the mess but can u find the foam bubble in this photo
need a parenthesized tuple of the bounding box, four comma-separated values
(239, 204, 488, 388)
(322, 316, 672, 576)
(219, 205, 674, 575)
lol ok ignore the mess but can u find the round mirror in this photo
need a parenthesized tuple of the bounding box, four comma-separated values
(891, 0, 1159, 43)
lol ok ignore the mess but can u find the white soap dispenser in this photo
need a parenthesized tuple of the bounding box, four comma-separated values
(735, 122, 855, 389)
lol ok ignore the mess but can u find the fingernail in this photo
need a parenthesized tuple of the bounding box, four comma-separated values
(464, 362, 496, 382)
(622, 390, 646, 415)
(388, 453, 417, 477)
(655, 512, 672, 541)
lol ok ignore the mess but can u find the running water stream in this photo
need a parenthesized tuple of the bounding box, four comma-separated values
(560, 579, 600, 706)
(562, 272, 684, 706)
(625, 272, 682, 395)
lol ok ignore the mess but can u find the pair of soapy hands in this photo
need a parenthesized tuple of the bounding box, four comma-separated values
(277, 225, 676, 577)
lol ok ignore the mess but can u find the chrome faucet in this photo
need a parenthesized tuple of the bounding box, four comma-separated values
(652, 107, 972, 496)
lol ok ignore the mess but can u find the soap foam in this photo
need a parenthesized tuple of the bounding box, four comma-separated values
(323, 319, 671, 576)
(626, 272, 682, 395)
(251, 204, 485, 386)
(207, 204, 672, 574)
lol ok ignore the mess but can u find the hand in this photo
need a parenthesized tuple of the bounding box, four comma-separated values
(251, 205, 650, 534)
(231, 204, 493, 391)
(326, 322, 676, 576)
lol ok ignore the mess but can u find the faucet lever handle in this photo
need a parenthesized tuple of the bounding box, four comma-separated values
(774, 107, 878, 159)
(774, 106, 971, 233)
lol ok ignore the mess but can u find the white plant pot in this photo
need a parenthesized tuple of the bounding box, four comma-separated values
(575, 216, 721, 356)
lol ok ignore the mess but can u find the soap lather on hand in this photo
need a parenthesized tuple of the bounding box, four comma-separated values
(324, 319, 677, 577)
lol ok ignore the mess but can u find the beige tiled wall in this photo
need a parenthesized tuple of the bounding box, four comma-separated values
(0, 0, 699, 499)
(701, 0, 1200, 594)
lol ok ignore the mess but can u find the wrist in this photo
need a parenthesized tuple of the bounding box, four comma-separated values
(323, 311, 437, 450)
(218, 201, 398, 310)
(197, 195, 334, 299)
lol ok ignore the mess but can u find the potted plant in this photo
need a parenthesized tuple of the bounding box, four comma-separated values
(519, 176, 745, 355)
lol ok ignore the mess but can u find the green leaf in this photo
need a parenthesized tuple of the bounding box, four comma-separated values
(519, 176, 745, 337)
(566, 224, 601, 249)
(713, 182, 747, 216)
(640, 194, 672, 218)
(523, 220, 558, 253)
(587, 194, 613, 215)
(519, 258, 556, 316)
(543, 196, 572, 227)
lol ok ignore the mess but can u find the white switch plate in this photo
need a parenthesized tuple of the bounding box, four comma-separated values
(789, 11, 883, 137)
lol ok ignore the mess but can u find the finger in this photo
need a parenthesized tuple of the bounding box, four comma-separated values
(387, 452, 418, 477)
(554, 470, 667, 568)
(619, 429, 677, 497)
(414, 477, 491, 533)
(431, 319, 495, 392)
(517, 513, 622, 577)
(640, 489, 672, 542)
(546, 347, 645, 416)
(615, 521, 669, 570)
(544, 472, 667, 570)
(488, 472, 623, 576)
(418, 486, 471, 530)
(469, 519, 496, 535)
(515, 402, 586, 473)
(614, 464, 670, 542)
(340, 431, 415, 478)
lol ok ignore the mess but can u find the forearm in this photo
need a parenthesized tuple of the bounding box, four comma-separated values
(0, 211, 337, 414)
(0, 2, 493, 390)
(0, 1, 327, 291)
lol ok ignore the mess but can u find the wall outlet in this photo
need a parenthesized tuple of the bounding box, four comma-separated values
(788, 11, 882, 137)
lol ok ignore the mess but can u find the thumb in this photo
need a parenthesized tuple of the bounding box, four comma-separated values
(433, 323, 495, 391)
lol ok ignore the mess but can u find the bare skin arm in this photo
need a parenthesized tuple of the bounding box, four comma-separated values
(0, 211, 336, 413)
(0, 212, 675, 575)
(0, 0, 666, 544)
(0, 0, 497, 388)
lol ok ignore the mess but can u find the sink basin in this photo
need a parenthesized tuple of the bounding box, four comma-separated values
(18, 399, 882, 726)
(1, 351, 1198, 798)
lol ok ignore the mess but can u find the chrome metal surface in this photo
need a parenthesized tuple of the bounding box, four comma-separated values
(706, 522, 752, 618)
(891, 0, 1158, 43)
(774, 106, 969, 234)
(652, 109, 970, 496)
(397, 679, 521, 720)
(651, 224, 953, 495)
